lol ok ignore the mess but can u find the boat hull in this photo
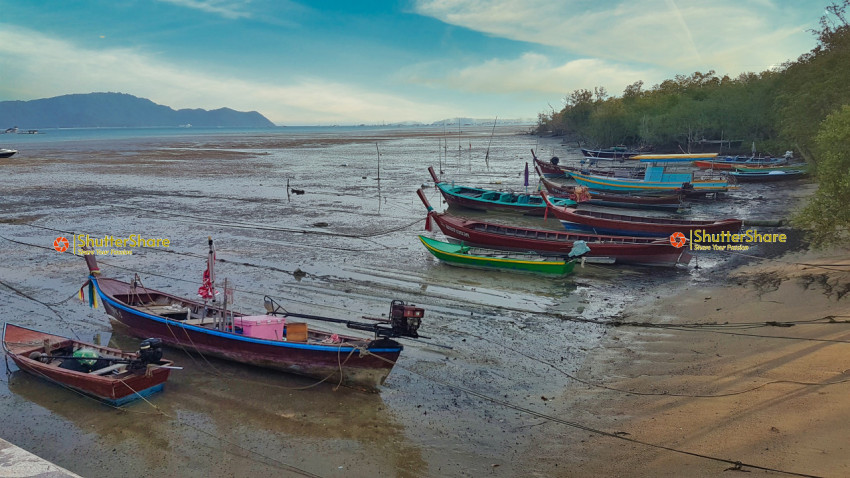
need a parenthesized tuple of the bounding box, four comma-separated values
(430, 212, 690, 266)
(419, 235, 575, 275)
(91, 277, 401, 390)
(728, 170, 807, 182)
(3, 323, 172, 406)
(569, 171, 728, 193)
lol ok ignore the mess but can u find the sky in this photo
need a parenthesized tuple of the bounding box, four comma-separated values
(0, 0, 830, 125)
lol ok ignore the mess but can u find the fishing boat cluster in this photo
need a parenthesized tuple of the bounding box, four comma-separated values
(417, 146, 808, 274)
(1, 144, 809, 405)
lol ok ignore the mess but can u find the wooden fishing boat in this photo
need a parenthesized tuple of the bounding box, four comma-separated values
(419, 235, 580, 275)
(417, 190, 691, 266)
(694, 157, 786, 170)
(81, 243, 424, 391)
(734, 163, 809, 173)
(532, 152, 644, 180)
(581, 147, 643, 160)
(534, 164, 685, 211)
(532, 154, 567, 178)
(727, 169, 808, 182)
(2, 323, 174, 406)
(629, 152, 718, 162)
(429, 166, 574, 216)
(568, 167, 729, 194)
(541, 192, 742, 237)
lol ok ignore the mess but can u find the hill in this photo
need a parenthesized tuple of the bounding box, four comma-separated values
(0, 92, 276, 129)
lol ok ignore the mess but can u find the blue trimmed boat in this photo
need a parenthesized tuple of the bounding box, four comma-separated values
(568, 165, 729, 194)
(81, 240, 425, 391)
(429, 166, 575, 215)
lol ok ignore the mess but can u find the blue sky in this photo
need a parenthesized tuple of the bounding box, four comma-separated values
(0, 0, 828, 125)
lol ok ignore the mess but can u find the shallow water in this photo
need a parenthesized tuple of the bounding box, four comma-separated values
(0, 126, 806, 477)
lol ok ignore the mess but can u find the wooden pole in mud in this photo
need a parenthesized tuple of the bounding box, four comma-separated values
(376, 142, 381, 181)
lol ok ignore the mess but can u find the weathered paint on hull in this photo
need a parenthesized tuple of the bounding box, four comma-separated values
(93, 279, 400, 390)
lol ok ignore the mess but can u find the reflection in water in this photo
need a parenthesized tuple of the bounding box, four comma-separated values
(6, 339, 427, 477)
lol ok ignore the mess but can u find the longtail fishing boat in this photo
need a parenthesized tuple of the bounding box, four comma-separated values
(541, 192, 742, 237)
(417, 189, 691, 266)
(81, 239, 425, 391)
(568, 165, 729, 194)
(429, 166, 574, 216)
(533, 164, 685, 211)
(727, 169, 808, 182)
(2, 323, 174, 406)
(419, 235, 582, 276)
(580, 147, 643, 160)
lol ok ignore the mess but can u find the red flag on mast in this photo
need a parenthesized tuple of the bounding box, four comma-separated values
(198, 237, 219, 300)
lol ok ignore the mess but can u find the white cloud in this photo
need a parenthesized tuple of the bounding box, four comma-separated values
(414, 0, 815, 74)
(156, 0, 253, 19)
(402, 52, 663, 99)
(0, 25, 450, 124)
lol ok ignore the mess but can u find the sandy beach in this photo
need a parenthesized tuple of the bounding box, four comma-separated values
(535, 248, 850, 477)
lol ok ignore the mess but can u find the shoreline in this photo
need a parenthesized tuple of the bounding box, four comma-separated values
(535, 246, 850, 476)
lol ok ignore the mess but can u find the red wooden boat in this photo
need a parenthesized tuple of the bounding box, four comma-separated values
(540, 192, 742, 237)
(534, 164, 684, 211)
(2, 323, 174, 406)
(82, 242, 424, 391)
(417, 189, 691, 266)
(531, 153, 644, 179)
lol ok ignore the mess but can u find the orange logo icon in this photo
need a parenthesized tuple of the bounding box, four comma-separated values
(669, 232, 686, 248)
(53, 236, 69, 252)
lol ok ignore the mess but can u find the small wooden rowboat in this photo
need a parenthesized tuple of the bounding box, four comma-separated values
(82, 241, 425, 391)
(417, 189, 691, 266)
(541, 192, 742, 237)
(429, 166, 575, 215)
(2, 323, 174, 406)
(419, 235, 580, 275)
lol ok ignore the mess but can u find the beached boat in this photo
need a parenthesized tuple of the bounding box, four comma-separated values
(629, 153, 719, 162)
(429, 166, 575, 215)
(568, 163, 730, 194)
(727, 169, 808, 182)
(419, 235, 582, 275)
(734, 163, 809, 173)
(2, 323, 174, 406)
(532, 151, 645, 180)
(534, 164, 685, 211)
(0, 148, 17, 158)
(541, 192, 742, 237)
(694, 157, 786, 170)
(581, 147, 643, 160)
(82, 241, 424, 391)
(417, 189, 691, 266)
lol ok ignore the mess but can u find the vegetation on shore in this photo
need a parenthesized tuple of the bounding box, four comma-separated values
(535, 1, 850, 247)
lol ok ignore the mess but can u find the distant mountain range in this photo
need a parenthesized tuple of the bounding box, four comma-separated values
(0, 92, 276, 129)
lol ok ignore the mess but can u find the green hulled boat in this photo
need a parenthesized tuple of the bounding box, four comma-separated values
(734, 163, 809, 173)
(418, 235, 581, 276)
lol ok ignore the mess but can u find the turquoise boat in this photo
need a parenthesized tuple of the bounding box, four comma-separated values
(419, 235, 584, 276)
(429, 166, 575, 215)
(568, 163, 729, 194)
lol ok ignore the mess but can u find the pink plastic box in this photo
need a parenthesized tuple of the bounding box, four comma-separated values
(234, 315, 286, 340)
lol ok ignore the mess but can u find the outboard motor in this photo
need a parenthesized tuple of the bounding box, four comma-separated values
(137, 338, 163, 365)
(388, 300, 423, 338)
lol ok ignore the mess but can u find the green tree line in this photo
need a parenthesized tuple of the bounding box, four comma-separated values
(536, 1, 850, 247)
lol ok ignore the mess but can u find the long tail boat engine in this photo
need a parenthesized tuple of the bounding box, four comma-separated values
(388, 300, 423, 338)
(130, 338, 163, 370)
(262, 296, 426, 340)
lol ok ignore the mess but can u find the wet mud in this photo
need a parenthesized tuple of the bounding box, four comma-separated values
(0, 126, 811, 477)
